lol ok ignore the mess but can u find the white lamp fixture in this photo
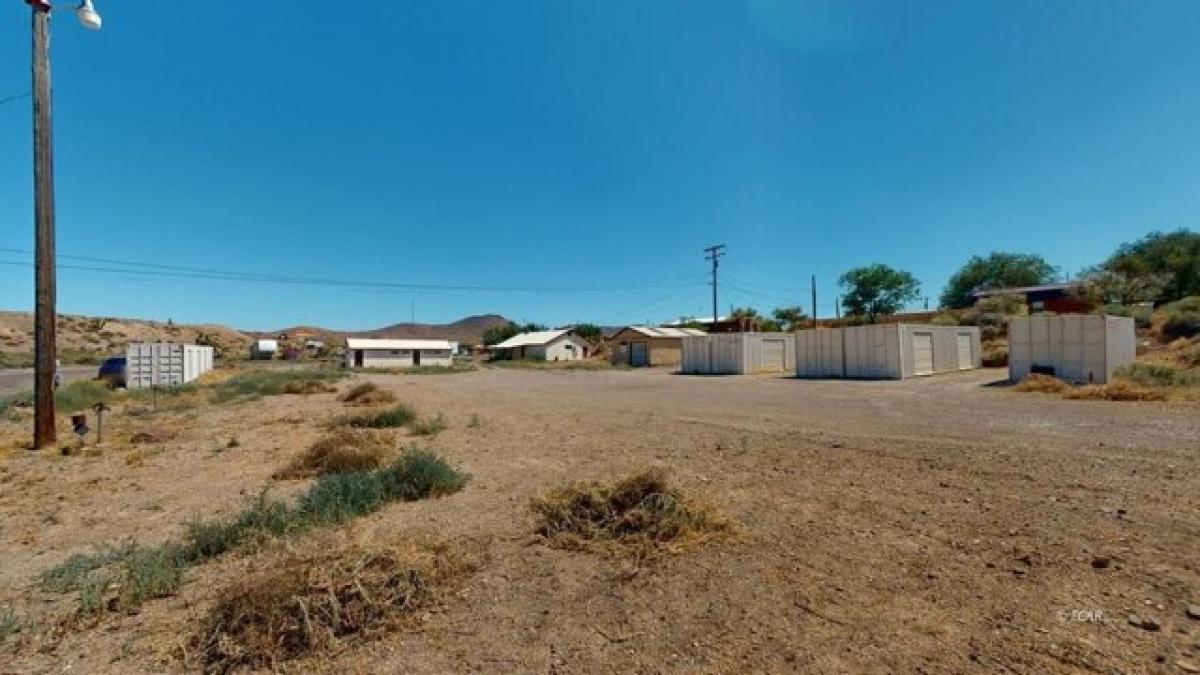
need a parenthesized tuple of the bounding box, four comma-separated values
(76, 0, 102, 30)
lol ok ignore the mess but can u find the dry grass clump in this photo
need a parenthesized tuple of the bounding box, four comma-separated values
(530, 468, 736, 556)
(1013, 373, 1069, 394)
(1064, 381, 1168, 402)
(193, 539, 476, 672)
(130, 427, 177, 444)
(274, 429, 391, 480)
(338, 382, 397, 406)
(283, 379, 338, 395)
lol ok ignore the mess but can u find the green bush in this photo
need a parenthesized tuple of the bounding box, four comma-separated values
(211, 368, 346, 403)
(42, 449, 468, 614)
(929, 313, 959, 326)
(1117, 362, 1200, 387)
(976, 294, 1028, 316)
(409, 414, 447, 436)
(0, 390, 33, 415)
(1159, 298, 1200, 340)
(1100, 303, 1154, 330)
(342, 404, 417, 429)
(55, 379, 110, 413)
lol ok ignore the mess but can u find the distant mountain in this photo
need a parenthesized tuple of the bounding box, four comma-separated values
(258, 314, 514, 346)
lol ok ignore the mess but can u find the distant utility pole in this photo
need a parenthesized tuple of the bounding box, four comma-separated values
(703, 244, 725, 324)
(27, 0, 102, 448)
(810, 274, 817, 328)
(835, 297, 840, 319)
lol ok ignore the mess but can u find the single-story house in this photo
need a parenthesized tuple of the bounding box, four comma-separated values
(973, 282, 1093, 314)
(609, 326, 707, 367)
(490, 329, 591, 361)
(344, 338, 454, 369)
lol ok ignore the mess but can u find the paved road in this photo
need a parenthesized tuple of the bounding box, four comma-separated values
(0, 365, 96, 394)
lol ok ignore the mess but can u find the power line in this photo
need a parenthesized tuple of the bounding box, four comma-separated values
(0, 90, 32, 106)
(0, 247, 703, 295)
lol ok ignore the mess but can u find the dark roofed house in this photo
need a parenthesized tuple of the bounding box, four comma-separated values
(973, 282, 1094, 314)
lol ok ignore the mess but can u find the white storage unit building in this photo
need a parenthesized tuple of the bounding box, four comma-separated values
(795, 324, 981, 379)
(680, 333, 796, 375)
(345, 338, 455, 369)
(126, 343, 214, 389)
(1008, 314, 1135, 384)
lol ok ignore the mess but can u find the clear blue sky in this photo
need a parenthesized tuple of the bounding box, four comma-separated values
(2, 0, 1198, 330)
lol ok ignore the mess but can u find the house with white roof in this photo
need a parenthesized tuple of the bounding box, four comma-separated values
(344, 338, 455, 369)
(609, 326, 707, 367)
(489, 329, 591, 361)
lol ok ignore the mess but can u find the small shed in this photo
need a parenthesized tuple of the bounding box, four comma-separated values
(680, 333, 795, 375)
(1008, 314, 1135, 384)
(609, 326, 707, 367)
(345, 338, 454, 369)
(490, 329, 591, 361)
(250, 339, 277, 360)
(796, 324, 981, 379)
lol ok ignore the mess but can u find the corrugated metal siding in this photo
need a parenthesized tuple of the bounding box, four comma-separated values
(681, 334, 746, 374)
(127, 343, 214, 389)
(796, 329, 846, 378)
(1009, 315, 1133, 384)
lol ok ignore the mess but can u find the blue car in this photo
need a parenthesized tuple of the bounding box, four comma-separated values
(97, 356, 126, 388)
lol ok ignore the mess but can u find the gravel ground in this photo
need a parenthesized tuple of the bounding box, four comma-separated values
(1, 366, 1197, 673)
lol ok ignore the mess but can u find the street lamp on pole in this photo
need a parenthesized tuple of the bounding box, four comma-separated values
(26, 0, 103, 449)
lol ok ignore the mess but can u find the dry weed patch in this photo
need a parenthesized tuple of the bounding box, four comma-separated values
(1064, 381, 1168, 402)
(193, 538, 477, 672)
(274, 429, 391, 480)
(339, 382, 397, 406)
(1013, 374, 1069, 394)
(531, 468, 736, 556)
(283, 379, 337, 395)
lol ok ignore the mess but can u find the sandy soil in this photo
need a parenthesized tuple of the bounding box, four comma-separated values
(1, 366, 1198, 673)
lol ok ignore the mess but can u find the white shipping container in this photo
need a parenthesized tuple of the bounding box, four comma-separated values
(795, 324, 981, 379)
(1008, 315, 1135, 384)
(126, 343, 214, 389)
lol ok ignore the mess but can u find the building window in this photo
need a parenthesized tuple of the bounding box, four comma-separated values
(1031, 301, 1045, 312)
(390, 350, 401, 355)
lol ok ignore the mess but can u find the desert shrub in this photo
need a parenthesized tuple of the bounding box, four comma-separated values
(338, 382, 397, 406)
(1178, 339, 1200, 368)
(409, 414, 447, 437)
(981, 340, 1008, 368)
(282, 379, 337, 395)
(1013, 373, 1069, 394)
(55, 379, 110, 413)
(0, 390, 33, 414)
(1064, 381, 1168, 402)
(1117, 362, 1200, 388)
(194, 540, 475, 672)
(275, 430, 390, 480)
(340, 404, 417, 429)
(1159, 300, 1200, 341)
(929, 313, 959, 327)
(1100, 303, 1154, 329)
(43, 450, 468, 614)
(0, 607, 19, 644)
(211, 368, 345, 403)
(530, 468, 735, 556)
(976, 294, 1029, 316)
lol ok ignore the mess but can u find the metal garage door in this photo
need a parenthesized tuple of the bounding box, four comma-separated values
(630, 342, 648, 367)
(956, 333, 973, 370)
(913, 333, 934, 376)
(761, 338, 786, 372)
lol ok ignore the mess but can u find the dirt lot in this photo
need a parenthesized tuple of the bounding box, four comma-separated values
(1, 366, 1198, 673)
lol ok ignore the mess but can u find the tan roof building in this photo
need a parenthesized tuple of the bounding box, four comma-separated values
(609, 326, 706, 367)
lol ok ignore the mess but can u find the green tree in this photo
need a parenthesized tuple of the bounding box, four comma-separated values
(1097, 229, 1200, 304)
(839, 264, 920, 323)
(771, 306, 809, 331)
(939, 252, 1058, 309)
(481, 323, 520, 346)
(571, 323, 604, 342)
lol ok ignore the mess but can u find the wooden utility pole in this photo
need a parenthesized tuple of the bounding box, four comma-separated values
(703, 244, 725, 325)
(32, 2, 57, 448)
(811, 274, 817, 328)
